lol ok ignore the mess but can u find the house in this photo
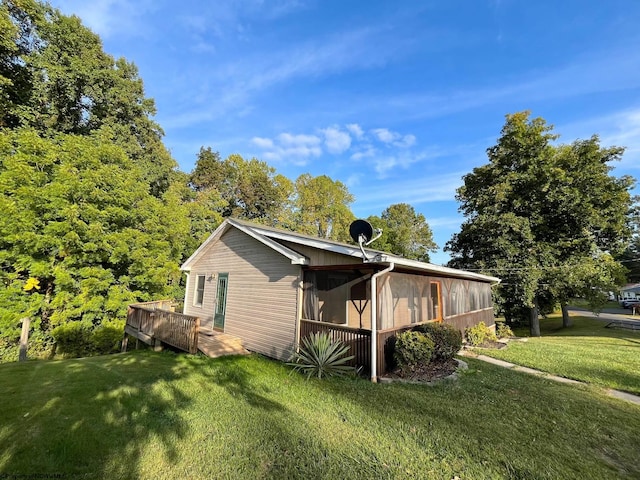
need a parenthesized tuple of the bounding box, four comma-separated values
(620, 283, 640, 302)
(181, 218, 500, 380)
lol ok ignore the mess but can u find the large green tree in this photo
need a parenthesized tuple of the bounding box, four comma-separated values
(190, 147, 293, 225)
(293, 174, 355, 242)
(1, 0, 176, 196)
(367, 203, 437, 262)
(446, 112, 634, 334)
(0, 129, 186, 342)
(0, 1, 197, 359)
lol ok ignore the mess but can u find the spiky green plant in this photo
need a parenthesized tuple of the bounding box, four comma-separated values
(288, 332, 355, 379)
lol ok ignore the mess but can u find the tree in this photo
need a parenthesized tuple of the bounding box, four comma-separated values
(0, 128, 186, 345)
(367, 203, 437, 261)
(190, 148, 293, 225)
(446, 112, 634, 335)
(0, 2, 193, 358)
(293, 174, 355, 241)
(1, 0, 176, 196)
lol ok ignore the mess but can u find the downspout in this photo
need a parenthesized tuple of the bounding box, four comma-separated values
(370, 262, 395, 382)
(183, 272, 191, 314)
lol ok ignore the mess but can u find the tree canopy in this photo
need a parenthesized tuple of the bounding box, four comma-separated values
(446, 111, 635, 333)
(293, 174, 355, 242)
(368, 203, 437, 262)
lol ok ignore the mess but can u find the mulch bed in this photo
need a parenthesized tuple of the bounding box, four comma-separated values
(389, 358, 459, 382)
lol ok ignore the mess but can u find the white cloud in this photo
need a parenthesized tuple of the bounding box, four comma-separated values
(346, 123, 365, 139)
(351, 145, 377, 161)
(277, 132, 321, 147)
(345, 173, 362, 187)
(322, 126, 351, 154)
(251, 132, 322, 164)
(371, 128, 397, 144)
(398, 134, 416, 148)
(52, 0, 155, 38)
(370, 129, 416, 148)
(251, 137, 274, 149)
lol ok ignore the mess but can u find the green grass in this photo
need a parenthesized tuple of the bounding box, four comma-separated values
(1, 351, 639, 479)
(482, 314, 640, 394)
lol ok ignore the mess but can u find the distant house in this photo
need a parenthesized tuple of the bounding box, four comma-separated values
(181, 218, 500, 380)
(620, 284, 640, 301)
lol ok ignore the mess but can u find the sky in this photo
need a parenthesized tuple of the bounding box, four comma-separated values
(51, 0, 640, 265)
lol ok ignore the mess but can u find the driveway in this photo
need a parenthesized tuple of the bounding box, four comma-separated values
(568, 306, 640, 324)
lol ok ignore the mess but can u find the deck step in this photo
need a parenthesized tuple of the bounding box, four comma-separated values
(197, 331, 249, 358)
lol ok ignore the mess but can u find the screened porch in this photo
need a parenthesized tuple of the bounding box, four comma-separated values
(299, 268, 494, 376)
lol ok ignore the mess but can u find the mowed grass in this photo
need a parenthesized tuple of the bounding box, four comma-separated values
(1, 351, 639, 479)
(480, 314, 640, 395)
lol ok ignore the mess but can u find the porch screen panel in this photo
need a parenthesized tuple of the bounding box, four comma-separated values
(303, 270, 372, 326)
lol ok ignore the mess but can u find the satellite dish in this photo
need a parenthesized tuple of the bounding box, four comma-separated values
(349, 219, 383, 261)
(349, 219, 374, 244)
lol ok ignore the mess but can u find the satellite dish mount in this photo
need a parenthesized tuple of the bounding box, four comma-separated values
(349, 219, 382, 261)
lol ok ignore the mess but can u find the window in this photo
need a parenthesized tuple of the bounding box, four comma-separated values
(194, 275, 205, 307)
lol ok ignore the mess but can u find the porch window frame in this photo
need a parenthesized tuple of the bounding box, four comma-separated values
(430, 280, 443, 322)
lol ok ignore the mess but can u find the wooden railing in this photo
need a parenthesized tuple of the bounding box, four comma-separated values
(299, 319, 456, 377)
(126, 301, 200, 354)
(300, 319, 371, 373)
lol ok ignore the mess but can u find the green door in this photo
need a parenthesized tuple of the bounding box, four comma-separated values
(214, 273, 228, 330)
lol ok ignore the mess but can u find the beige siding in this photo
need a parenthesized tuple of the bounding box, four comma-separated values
(278, 240, 362, 266)
(183, 228, 301, 360)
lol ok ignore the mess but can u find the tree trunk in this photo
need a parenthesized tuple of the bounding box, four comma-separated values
(561, 302, 572, 328)
(530, 298, 540, 337)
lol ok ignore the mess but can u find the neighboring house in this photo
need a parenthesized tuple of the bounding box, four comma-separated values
(620, 284, 640, 301)
(181, 218, 500, 380)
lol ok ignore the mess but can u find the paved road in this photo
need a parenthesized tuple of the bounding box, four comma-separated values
(568, 306, 640, 324)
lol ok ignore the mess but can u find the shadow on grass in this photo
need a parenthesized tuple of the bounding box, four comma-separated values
(311, 360, 640, 479)
(0, 351, 201, 478)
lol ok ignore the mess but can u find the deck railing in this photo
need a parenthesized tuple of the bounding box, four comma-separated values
(126, 301, 200, 354)
(299, 319, 469, 377)
(299, 319, 372, 372)
(300, 320, 423, 376)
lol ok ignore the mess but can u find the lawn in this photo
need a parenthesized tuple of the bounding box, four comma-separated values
(480, 313, 640, 395)
(1, 351, 639, 479)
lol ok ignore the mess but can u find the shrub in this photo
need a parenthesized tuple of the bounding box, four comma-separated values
(91, 319, 125, 354)
(415, 322, 462, 360)
(496, 322, 514, 339)
(288, 332, 356, 379)
(464, 321, 497, 346)
(393, 330, 434, 373)
(52, 321, 93, 357)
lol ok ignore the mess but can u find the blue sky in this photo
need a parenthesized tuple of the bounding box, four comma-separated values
(52, 0, 640, 264)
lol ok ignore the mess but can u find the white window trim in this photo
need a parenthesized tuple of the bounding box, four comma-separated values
(193, 274, 206, 307)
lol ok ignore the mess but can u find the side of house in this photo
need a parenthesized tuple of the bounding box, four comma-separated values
(183, 226, 301, 360)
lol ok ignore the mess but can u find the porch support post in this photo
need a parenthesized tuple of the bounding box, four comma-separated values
(370, 262, 394, 382)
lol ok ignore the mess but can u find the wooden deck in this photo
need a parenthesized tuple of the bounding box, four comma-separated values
(124, 301, 200, 354)
(198, 328, 248, 357)
(124, 301, 247, 358)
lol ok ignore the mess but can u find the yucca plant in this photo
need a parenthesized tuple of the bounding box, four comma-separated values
(288, 332, 356, 379)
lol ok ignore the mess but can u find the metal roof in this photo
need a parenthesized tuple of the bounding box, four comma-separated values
(181, 218, 501, 284)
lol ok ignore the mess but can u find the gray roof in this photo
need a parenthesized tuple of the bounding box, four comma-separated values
(181, 218, 500, 284)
